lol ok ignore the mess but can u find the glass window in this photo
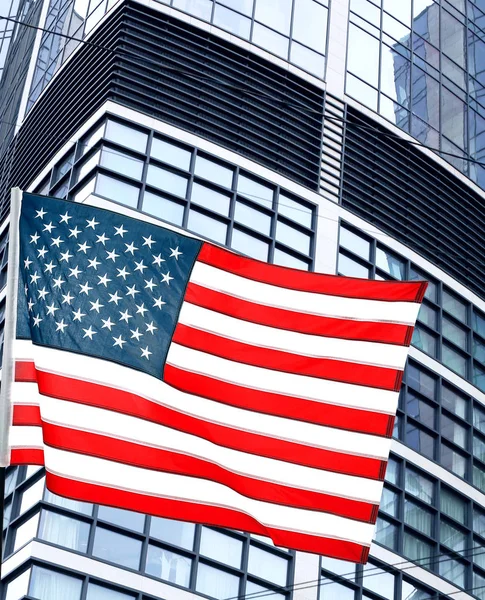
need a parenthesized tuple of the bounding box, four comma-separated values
(417, 303, 438, 328)
(200, 528, 243, 568)
(473, 311, 485, 337)
(401, 579, 433, 600)
(475, 406, 485, 434)
(442, 386, 467, 419)
(53, 151, 74, 183)
(231, 229, 269, 261)
(405, 469, 433, 503)
(5, 568, 30, 600)
(347, 24, 379, 87)
(150, 517, 195, 549)
(80, 122, 105, 156)
(95, 173, 139, 208)
(292, 0, 327, 54)
(441, 444, 467, 479)
(248, 545, 288, 586)
(273, 248, 309, 270)
(409, 267, 437, 302)
(376, 247, 406, 279)
(253, 23, 289, 58)
(275, 220, 310, 254)
(404, 390, 435, 427)
(187, 209, 227, 244)
(385, 457, 400, 485)
(474, 463, 485, 492)
(404, 500, 433, 536)
(30, 566, 83, 600)
(442, 344, 467, 377)
(13, 512, 40, 551)
(86, 584, 136, 599)
(443, 318, 468, 350)
(142, 191, 184, 226)
(442, 415, 467, 448)
(412, 325, 437, 357)
(173, 0, 213, 20)
(362, 563, 395, 599)
(92, 526, 142, 570)
(441, 488, 466, 524)
(213, 4, 251, 38)
(4, 498, 11, 529)
(443, 290, 467, 322)
(439, 555, 465, 587)
(37, 510, 89, 552)
(254, 0, 292, 35)
(19, 476, 45, 514)
(474, 364, 485, 393)
(246, 582, 285, 600)
(100, 148, 144, 180)
(320, 580, 355, 599)
(339, 226, 370, 260)
(475, 435, 485, 461)
(191, 183, 231, 216)
(441, 521, 466, 552)
(474, 337, 485, 364)
(278, 194, 313, 228)
(151, 138, 191, 171)
(97, 506, 145, 532)
(380, 487, 399, 517)
(146, 165, 188, 197)
(44, 489, 92, 515)
(338, 253, 370, 278)
(405, 421, 435, 458)
(145, 544, 191, 586)
(474, 508, 485, 537)
(105, 121, 148, 153)
(5, 468, 16, 496)
(196, 562, 240, 599)
(321, 555, 356, 580)
(195, 156, 233, 188)
(218, 0, 253, 16)
(290, 42, 326, 78)
(234, 201, 271, 235)
(374, 517, 398, 550)
(403, 532, 433, 562)
(237, 174, 273, 207)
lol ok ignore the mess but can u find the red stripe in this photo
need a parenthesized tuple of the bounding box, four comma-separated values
(164, 364, 393, 437)
(10, 448, 44, 465)
(172, 323, 403, 392)
(15, 364, 386, 480)
(46, 472, 369, 561)
(40, 422, 377, 522)
(185, 282, 413, 346)
(12, 404, 41, 426)
(198, 243, 427, 302)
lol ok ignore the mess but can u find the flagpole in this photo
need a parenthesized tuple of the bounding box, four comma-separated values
(0, 466, 4, 578)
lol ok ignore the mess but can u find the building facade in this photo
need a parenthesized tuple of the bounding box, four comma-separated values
(2, 1, 485, 599)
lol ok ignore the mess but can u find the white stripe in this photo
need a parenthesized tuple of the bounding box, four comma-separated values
(13, 342, 391, 460)
(44, 446, 375, 545)
(191, 262, 421, 325)
(10, 426, 43, 449)
(37, 395, 383, 504)
(12, 382, 40, 405)
(179, 302, 409, 369)
(167, 344, 399, 414)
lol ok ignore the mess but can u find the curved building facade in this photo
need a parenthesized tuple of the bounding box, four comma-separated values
(2, 1, 485, 600)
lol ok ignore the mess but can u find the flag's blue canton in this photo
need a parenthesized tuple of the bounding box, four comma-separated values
(17, 193, 202, 379)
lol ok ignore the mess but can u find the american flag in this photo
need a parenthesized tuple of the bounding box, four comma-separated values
(1, 191, 426, 562)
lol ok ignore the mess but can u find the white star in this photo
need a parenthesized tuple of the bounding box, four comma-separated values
(55, 319, 68, 333)
(68, 226, 81, 238)
(44, 261, 55, 274)
(86, 217, 99, 229)
(152, 253, 165, 266)
(161, 271, 173, 285)
(68, 266, 82, 279)
(72, 308, 86, 322)
(62, 292, 74, 305)
(108, 291, 122, 305)
(29, 232, 40, 245)
(130, 328, 143, 341)
(134, 260, 147, 274)
(102, 317, 115, 331)
(24, 284, 28, 295)
(78, 241, 91, 254)
(144, 278, 157, 292)
(60, 250, 73, 263)
(126, 285, 139, 298)
(146, 321, 157, 334)
(89, 299, 104, 313)
(116, 267, 130, 280)
(98, 273, 112, 287)
(79, 282, 93, 295)
(140, 346, 152, 360)
(88, 257, 101, 270)
(52, 276, 65, 289)
(96, 233, 110, 245)
(113, 335, 126, 348)
(153, 296, 166, 309)
(50, 236, 63, 248)
(43, 222, 55, 233)
(142, 236, 155, 249)
(27, 298, 35, 311)
(32, 314, 42, 327)
(59, 212, 71, 224)
(35, 208, 46, 219)
(24, 257, 33, 269)
(37, 246, 48, 258)
(30, 271, 40, 285)
(170, 246, 182, 260)
(119, 309, 133, 323)
(106, 249, 119, 262)
(83, 326, 97, 340)
(37, 287, 49, 300)
(125, 242, 138, 255)
(114, 224, 127, 237)
(46, 303, 59, 316)
(135, 303, 148, 317)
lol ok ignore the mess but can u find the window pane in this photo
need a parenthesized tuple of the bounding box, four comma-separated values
(474, 463, 485, 492)
(30, 566, 82, 600)
(320, 580, 355, 599)
(407, 364, 436, 399)
(195, 156, 233, 188)
(196, 562, 240, 599)
(417, 302, 438, 329)
(362, 563, 395, 599)
(142, 191, 184, 226)
(405, 422, 435, 459)
(4, 499, 11, 529)
(443, 290, 467, 322)
(321, 556, 356, 580)
(5, 568, 30, 600)
(254, 0, 292, 35)
(374, 517, 398, 550)
(38, 510, 89, 552)
(442, 386, 467, 419)
(92, 526, 142, 569)
(441, 488, 466, 524)
(348, 24, 379, 87)
(475, 435, 485, 461)
(473, 311, 485, 338)
(405, 469, 433, 504)
(401, 579, 433, 600)
(273, 248, 309, 270)
(145, 544, 191, 586)
(409, 266, 437, 301)
(43, 489, 92, 515)
(290, 42, 325, 77)
(474, 364, 485, 393)
(248, 545, 288, 586)
(278, 194, 313, 228)
(214, 4, 251, 38)
(404, 390, 435, 427)
(237, 174, 273, 207)
(376, 247, 406, 279)
(146, 165, 188, 197)
(173, 0, 213, 20)
(338, 253, 370, 278)
(385, 457, 400, 485)
(441, 521, 466, 552)
(439, 555, 465, 587)
(276, 221, 310, 254)
(292, 0, 327, 54)
(442, 415, 467, 448)
(87, 584, 136, 599)
(246, 582, 285, 600)
(191, 183, 231, 216)
(151, 138, 191, 170)
(380, 487, 399, 517)
(105, 121, 148, 153)
(403, 533, 433, 562)
(200, 528, 243, 568)
(95, 174, 139, 208)
(80, 122, 105, 156)
(100, 148, 143, 180)
(187, 210, 227, 244)
(234, 202, 271, 235)
(442, 344, 467, 377)
(412, 326, 437, 357)
(404, 500, 433, 536)
(150, 517, 195, 549)
(231, 229, 269, 261)
(5, 469, 16, 496)
(19, 477, 45, 514)
(97, 506, 145, 532)
(475, 405, 485, 434)
(443, 318, 468, 350)
(474, 508, 485, 537)
(13, 512, 40, 551)
(339, 226, 370, 260)
(441, 444, 467, 478)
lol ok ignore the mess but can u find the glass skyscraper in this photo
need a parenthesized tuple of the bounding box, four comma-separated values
(3, 1, 485, 599)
